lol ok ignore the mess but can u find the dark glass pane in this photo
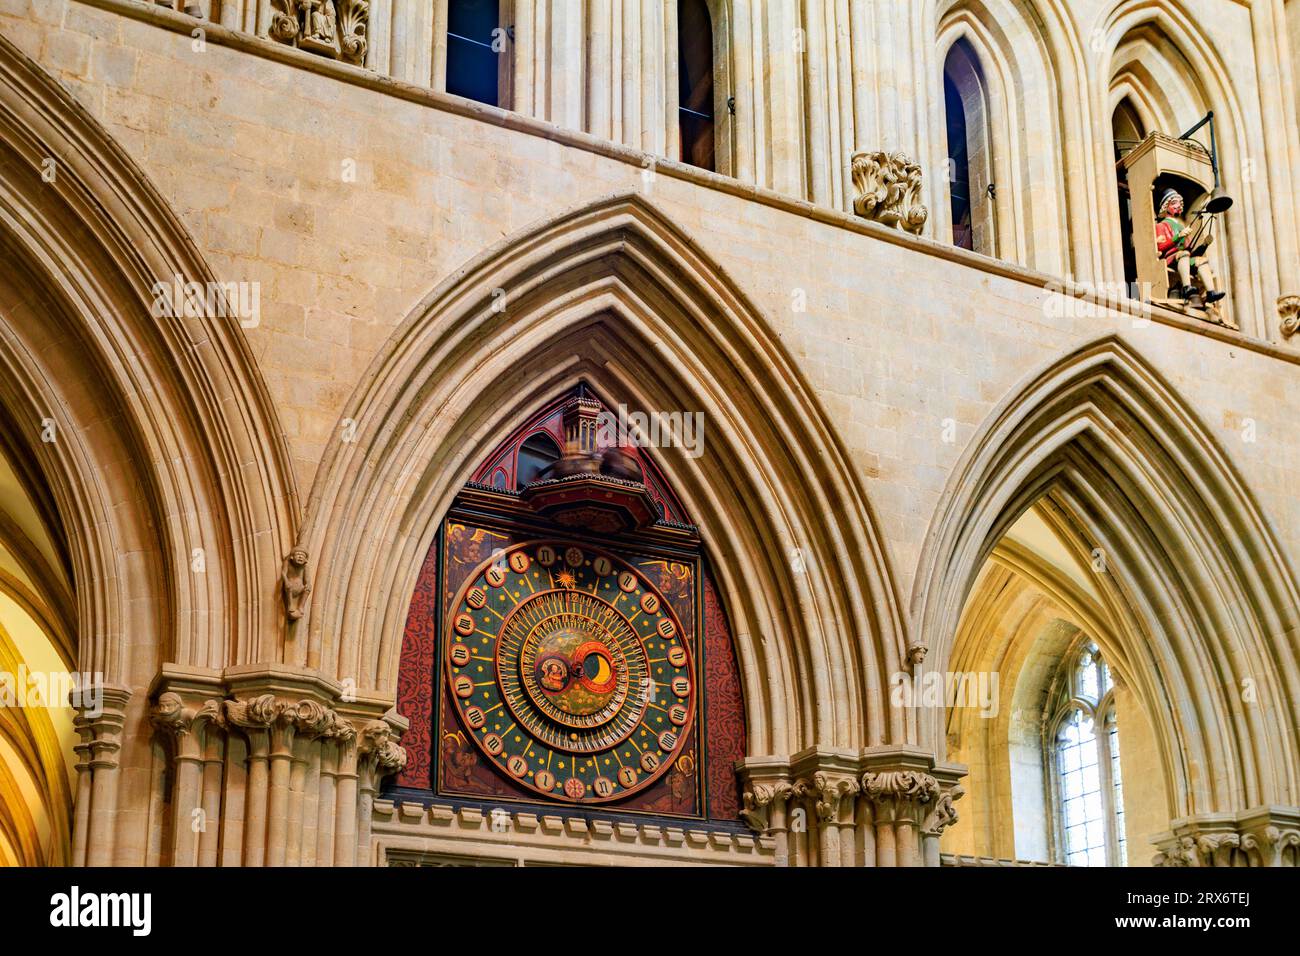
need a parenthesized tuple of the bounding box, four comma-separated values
(447, 0, 499, 107)
(678, 0, 714, 171)
(515, 432, 561, 489)
(944, 70, 973, 251)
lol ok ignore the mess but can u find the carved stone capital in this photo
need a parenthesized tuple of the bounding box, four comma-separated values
(740, 780, 793, 833)
(224, 693, 283, 730)
(1241, 825, 1300, 867)
(151, 691, 226, 759)
(808, 771, 859, 823)
(861, 769, 940, 823)
(922, 782, 965, 838)
(357, 718, 408, 784)
(851, 150, 929, 235)
(790, 772, 858, 824)
(1154, 809, 1300, 867)
(223, 693, 357, 758)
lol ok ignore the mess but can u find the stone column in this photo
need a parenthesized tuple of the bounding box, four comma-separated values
(150, 691, 226, 866)
(147, 664, 404, 867)
(224, 695, 278, 866)
(739, 761, 796, 865)
(742, 751, 963, 866)
(757, 0, 806, 196)
(333, 735, 361, 866)
(861, 770, 939, 867)
(1250, 0, 1300, 339)
(803, 771, 860, 867)
(70, 685, 132, 867)
(356, 719, 409, 866)
(587, 0, 616, 140)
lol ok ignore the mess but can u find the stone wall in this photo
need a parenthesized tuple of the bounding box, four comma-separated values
(2, 0, 1299, 865)
(7, 0, 1299, 589)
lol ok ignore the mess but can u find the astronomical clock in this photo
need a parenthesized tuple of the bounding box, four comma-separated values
(392, 385, 748, 824)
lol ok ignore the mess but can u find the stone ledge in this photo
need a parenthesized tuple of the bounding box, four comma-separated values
(371, 798, 776, 866)
(66, 0, 1300, 367)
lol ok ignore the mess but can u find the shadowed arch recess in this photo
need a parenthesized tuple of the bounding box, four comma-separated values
(912, 335, 1300, 822)
(0, 33, 300, 680)
(296, 192, 907, 758)
(0, 32, 301, 865)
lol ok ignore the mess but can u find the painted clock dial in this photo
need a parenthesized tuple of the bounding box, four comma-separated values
(445, 541, 695, 803)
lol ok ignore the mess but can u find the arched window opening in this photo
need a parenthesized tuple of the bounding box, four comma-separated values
(1112, 100, 1146, 294)
(514, 431, 561, 489)
(942, 41, 995, 256)
(944, 70, 973, 251)
(678, 0, 715, 171)
(1051, 643, 1127, 867)
(446, 0, 501, 107)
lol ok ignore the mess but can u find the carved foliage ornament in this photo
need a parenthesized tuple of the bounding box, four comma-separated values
(851, 151, 929, 236)
(740, 781, 792, 832)
(221, 693, 357, 742)
(359, 720, 409, 775)
(270, 0, 369, 67)
(1280, 295, 1300, 338)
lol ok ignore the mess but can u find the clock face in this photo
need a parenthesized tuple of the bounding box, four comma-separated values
(445, 541, 695, 803)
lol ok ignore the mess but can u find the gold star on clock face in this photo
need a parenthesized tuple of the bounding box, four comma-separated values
(555, 570, 577, 589)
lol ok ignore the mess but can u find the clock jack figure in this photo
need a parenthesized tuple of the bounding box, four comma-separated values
(1156, 189, 1226, 305)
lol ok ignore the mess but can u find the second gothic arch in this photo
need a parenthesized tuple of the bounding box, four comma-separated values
(912, 335, 1300, 821)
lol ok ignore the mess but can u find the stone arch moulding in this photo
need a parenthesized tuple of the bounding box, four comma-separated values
(910, 334, 1300, 837)
(295, 190, 909, 763)
(0, 33, 300, 678)
(0, 32, 301, 864)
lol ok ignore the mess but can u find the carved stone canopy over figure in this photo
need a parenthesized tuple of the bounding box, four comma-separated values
(1156, 189, 1225, 305)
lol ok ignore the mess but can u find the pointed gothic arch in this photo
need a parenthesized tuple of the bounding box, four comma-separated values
(911, 336, 1300, 832)
(0, 34, 299, 863)
(296, 192, 907, 758)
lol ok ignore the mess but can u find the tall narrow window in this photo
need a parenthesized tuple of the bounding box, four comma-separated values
(678, 0, 715, 171)
(942, 40, 995, 255)
(1050, 643, 1128, 866)
(446, 0, 500, 107)
(944, 70, 973, 251)
(1112, 100, 1146, 295)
